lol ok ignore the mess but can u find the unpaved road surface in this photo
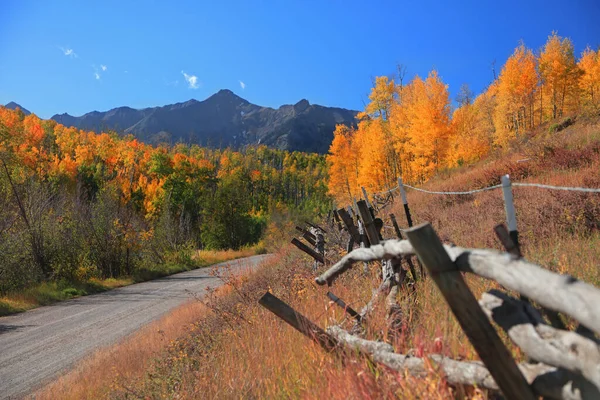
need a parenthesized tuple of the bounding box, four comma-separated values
(0, 254, 270, 399)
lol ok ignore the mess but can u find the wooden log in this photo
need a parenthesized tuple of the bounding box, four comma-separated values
(296, 226, 317, 246)
(398, 177, 413, 228)
(337, 208, 360, 243)
(316, 236, 600, 336)
(305, 220, 328, 234)
(327, 325, 598, 400)
(404, 223, 535, 400)
(327, 291, 362, 322)
(303, 231, 317, 247)
(391, 214, 418, 282)
(259, 292, 337, 351)
(480, 289, 600, 391)
(291, 238, 326, 264)
(361, 186, 372, 210)
(356, 200, 380, 246)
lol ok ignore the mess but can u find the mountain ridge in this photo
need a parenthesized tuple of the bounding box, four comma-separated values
(9, 90, 358, 153)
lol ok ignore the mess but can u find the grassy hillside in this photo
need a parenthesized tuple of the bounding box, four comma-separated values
(38, 115, 600, 399)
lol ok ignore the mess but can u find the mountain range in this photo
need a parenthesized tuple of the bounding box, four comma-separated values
(4, 91, 358, 154)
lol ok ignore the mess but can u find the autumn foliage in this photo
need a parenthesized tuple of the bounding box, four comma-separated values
(0, 107, 330, 293)
(328, 32, 600, 205)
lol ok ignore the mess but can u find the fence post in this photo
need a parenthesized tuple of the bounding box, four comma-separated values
(361, 186, 376, 218)
(327, 291, 362, 322)
(357, 218, 369, 273)
(390, 213, 418, 282)
(398, 177, 413, 228)
(405, 223, 535, 400)
(291, 238, 327, 264)
(259, 292, 337, 351)
(356, 200, 380, 246)
(501, 175, 520, 252)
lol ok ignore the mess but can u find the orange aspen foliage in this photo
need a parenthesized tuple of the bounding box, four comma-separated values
(493, 42, 538, 147)
(326, 124, 360, 204)
(579, 47, 600, 112)
(446, 99, 492, 168)
(359, 76, 396, 120)
(538, 32, 582, 121)
(355, 119, 389, 193)
(400, 71, 451, 182)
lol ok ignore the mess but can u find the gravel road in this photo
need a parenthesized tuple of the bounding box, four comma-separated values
(0, 254, 270, 399)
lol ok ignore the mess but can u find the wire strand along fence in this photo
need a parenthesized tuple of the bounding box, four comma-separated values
(259, 175, 600, 400)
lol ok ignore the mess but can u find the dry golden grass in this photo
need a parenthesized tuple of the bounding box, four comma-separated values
(38, 117, 600, 399)
(194, 242, 266, 266)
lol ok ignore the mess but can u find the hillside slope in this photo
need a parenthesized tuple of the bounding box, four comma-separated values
(39, 116, 600, 399)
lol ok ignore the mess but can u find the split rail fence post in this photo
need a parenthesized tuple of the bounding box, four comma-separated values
(337, 208, 361, 243)
(295, 226, 317, 247)
(397, 177, 425, 278)
(397, 177, 413, 228)
(357, 219, 369, 273)
(361, 186, 375, 218)
(356, 200, 380, 246)
(390, 213, 418, 282)
(501, 175, 521, 255)
(259, 292, 337, 351)
(326, 291, 362, 322)
(405, 223, 535, 400)
(291, 238, 326, 264)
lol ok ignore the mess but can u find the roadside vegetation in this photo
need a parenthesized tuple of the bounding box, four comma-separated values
(0, 103, 328, 315)
(0, 243, 266, 316)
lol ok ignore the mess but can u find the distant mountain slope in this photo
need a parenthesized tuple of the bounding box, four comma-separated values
(4, 102, 31, 115)
(48, 90, 358, 153)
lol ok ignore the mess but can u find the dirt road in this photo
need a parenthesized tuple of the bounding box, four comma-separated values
(0, 254, 270, 399)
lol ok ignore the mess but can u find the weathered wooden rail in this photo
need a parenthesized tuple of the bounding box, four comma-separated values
(263, 181, 600, 399)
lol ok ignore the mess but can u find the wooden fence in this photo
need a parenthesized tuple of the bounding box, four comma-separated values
(259, 177, 600, 400)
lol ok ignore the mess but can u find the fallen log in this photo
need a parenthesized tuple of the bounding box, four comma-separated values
(327, 326, 599, 400)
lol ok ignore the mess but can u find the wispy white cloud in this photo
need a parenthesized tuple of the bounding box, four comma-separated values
(59, 46, 77, 58)
(94, 72, 100, 80)
(239, 80, 246, 90)
(100, 64, 107, 71)
(181, 71, 199, 89)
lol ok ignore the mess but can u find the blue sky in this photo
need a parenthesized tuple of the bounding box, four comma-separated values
(1, 0, 599, 119)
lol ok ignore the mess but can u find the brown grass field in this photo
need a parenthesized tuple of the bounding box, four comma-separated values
(37, 116, 600, 399)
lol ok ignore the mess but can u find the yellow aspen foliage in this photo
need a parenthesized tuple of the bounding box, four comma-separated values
(326, 124, 360, 204)
(538, 32, 582, 121)
(401, 71, 451, 182)
(446, 100, 492, 168)
(494, 43, 537, 147)
(355, 119, 390, 193)
(359, 76, 396, 120)
(579, 47, 600, 112)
